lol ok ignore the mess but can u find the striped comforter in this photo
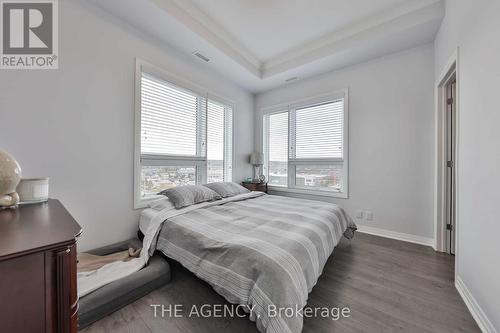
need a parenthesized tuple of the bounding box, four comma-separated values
(155, 193, 356, 333)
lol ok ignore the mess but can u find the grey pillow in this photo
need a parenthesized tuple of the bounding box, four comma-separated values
(203, 182, 250, 198)
(158, 185, 221, 208)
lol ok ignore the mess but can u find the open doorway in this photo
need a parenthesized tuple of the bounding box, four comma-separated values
(435, 53, 458, 256)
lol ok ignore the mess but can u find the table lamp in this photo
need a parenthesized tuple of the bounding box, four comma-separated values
(250, 152, 264, 183)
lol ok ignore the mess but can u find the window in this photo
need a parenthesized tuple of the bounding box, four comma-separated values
(207, 99, 233, 184)
(263, 111, 288, 187)
(135, 61, 233, 207)
(262, 91, 348, 197)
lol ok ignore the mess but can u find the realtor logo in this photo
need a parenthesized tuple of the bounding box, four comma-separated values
(1, 0, 58, 69)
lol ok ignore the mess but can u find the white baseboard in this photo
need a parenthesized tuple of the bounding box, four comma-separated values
(356, 225, 434, 247)
(456, 276, 497, 333)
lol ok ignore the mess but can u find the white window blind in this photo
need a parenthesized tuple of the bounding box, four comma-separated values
(135, 64, 234, 207)
(141, 73, 205, 157)
(207, 99, 233, 183)
(263, 111, 288, 187)
(262, 93, 348, 197)
(223, 107, 233, 182)
(294, 100, 344, 159)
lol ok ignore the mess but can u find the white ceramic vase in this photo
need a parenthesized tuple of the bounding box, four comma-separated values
(0, 150, 22, 207)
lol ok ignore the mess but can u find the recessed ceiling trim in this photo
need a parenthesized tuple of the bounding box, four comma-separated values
(262, 0, 443, 72)
(262, 0, 444, 78)
(150, 0, 262, 77)
(155, 0, 443, 80)
(85, 0, 445, 92)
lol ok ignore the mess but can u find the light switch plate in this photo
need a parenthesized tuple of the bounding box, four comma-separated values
(365, 211, 374, 221)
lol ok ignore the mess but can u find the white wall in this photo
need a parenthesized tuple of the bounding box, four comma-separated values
(435, 1, 500, 331)
(0, 0, 254, 251)
(255, 45, 435, 242)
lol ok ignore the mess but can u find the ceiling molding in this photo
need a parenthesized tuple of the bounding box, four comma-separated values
(150, 0, 262, 77)
(85, 0, 444, 92)
(262, 0, 444, 78)
(153, 0, 444, 80)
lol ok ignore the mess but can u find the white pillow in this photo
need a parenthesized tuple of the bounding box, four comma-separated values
(148, 197, 176, 211)
(203, 182, 250, 198)
(158, 185, 222, 209)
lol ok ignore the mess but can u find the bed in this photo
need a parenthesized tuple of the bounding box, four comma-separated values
(141, 191, 356, 333)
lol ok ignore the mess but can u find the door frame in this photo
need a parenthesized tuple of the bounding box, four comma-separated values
(434, 49, 460, 264)
(445, 76, 456, 254)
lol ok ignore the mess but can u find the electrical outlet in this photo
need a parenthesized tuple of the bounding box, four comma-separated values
(355, 210, 363, 219)
(365, 211, 374, 221)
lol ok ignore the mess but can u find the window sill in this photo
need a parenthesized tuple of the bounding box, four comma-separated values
(134, 195, 162, 210)
(268, 186, 348, 199)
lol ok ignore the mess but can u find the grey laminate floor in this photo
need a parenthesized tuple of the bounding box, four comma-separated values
(80, 233, 480, 333)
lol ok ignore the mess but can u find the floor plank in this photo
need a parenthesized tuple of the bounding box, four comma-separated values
(80, 232, 479, 333)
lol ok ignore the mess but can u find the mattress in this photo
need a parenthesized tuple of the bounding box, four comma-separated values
(78, 239, 171, 329)
(139, 208, 158, 235)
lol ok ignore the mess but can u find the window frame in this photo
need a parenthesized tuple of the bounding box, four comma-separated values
(134, 58, 235, 208)
(261, 89, 349, 199)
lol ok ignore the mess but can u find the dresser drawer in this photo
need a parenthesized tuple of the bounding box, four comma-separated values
(0, 252, 46, 333)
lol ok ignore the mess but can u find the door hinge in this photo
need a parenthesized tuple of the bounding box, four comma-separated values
(446, 224, 453, 231)
(447, 98, 454, 105)
(447, 160, 454, 168)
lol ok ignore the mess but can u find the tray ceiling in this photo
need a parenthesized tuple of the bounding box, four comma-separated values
(87, 0, 444, 93)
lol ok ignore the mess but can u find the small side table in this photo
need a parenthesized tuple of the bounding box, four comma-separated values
(241, 182, 268, 193)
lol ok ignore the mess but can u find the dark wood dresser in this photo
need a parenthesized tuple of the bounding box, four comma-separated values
(0, 199, 82, 333)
